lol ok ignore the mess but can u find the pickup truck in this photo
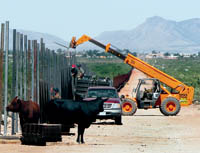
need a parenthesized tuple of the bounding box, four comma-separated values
(85, 86, 122, 125)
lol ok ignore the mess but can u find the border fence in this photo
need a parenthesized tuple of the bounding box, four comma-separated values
(0, 21, 74, 136)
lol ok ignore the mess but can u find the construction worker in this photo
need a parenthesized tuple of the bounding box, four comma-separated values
(50, 87, 55, 100)
(71, 64, 78, 87)
(71, 64, 78, 77)
(51, 87, 61, 99)
(54, 88, 61, 99)
(77, 64, 85, 79)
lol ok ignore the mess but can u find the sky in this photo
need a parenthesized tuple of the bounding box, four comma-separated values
(0, 0, 200, 41)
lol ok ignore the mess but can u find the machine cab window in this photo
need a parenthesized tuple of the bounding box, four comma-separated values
(136, 79, 161, 108)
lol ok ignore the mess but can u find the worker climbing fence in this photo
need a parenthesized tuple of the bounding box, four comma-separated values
(0, 21, 72, 136)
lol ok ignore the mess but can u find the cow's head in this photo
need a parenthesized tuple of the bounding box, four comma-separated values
(6, 96, 21, 112)
(97, 97, 108, 112)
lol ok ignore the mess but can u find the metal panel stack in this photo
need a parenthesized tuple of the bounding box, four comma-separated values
(20, 123, 62, 146)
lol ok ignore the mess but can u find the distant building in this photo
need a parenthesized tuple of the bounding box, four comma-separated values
(180, 53, 191, 58)
(76, 54, 83, 57)
(164, 54, 178, 59)
(145, 52, 164, 59)
(99, 56, 106, 59)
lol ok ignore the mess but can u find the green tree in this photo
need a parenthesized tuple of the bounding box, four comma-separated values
(152, 50, 157, 54)
(164, 52, 170, 56)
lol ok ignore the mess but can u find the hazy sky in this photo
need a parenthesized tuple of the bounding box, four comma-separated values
(0, 0, 200, 40)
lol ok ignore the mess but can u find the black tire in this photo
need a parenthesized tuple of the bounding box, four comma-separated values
(160, 97, 181, 116)
(121, 98, 137, 116)
(114, 116, 122, 125)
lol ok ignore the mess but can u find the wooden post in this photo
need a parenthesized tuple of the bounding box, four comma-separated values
(0, 23, 5, 135)
(3, 21, 9, 135)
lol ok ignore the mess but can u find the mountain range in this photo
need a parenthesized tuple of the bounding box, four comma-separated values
(10, 29, 68, 50)
(79, 16, 200, 53)
(0, 16, 200, 53)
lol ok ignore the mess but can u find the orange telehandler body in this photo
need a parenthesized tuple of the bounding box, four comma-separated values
(69, 35, 194, 116)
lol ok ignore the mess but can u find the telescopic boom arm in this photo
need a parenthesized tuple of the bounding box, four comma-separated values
(70, 35, 194, 105)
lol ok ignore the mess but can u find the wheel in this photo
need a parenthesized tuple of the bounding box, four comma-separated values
(114, 116, 122, 125)
(121, 98, 137, 116)
(160, 97, 181, 116)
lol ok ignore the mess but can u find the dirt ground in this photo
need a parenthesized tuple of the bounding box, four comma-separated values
(0, 104, 200, 153)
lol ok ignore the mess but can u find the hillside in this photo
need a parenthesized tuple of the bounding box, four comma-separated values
(1, 16, 200, 52)
(0, 28, 68, 50)
(78, 16, 200, 53)
(16, 29, 68, 50)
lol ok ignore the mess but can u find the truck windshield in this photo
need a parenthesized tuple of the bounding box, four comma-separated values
(87, 89, 118, 98)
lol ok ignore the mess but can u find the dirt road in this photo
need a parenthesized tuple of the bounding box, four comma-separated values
(0, 104, 200, 153)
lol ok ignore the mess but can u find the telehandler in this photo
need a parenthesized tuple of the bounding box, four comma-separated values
(69, 35, 194, 116)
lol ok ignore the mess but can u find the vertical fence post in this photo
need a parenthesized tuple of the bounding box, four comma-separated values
(54, 52, 58, 88)
(39, 39, 43, 123)
(37, 43, 40, 105)
(34, 40, 37, 102)
(49, 49, 53, 100)
(27, 40, 31, 100)
(58, 54, 61, 92)
(20, 34, 23, 100)
(3, 21, 9, 135)
(24, 35, 27, 100)
(15, 32, 20, 133)
(45, 48, 48, 86)
(40, 38, 43, 81)
(0, 23, 5, 135)
(48, 49, 51, 98)
(11, 29, 16, 135)
(31, 40, 34, 101)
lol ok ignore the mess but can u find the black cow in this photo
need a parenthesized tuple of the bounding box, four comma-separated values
(46, 97, 107, 143)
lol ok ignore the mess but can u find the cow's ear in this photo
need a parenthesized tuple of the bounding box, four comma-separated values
(13, 96, 18, 101)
